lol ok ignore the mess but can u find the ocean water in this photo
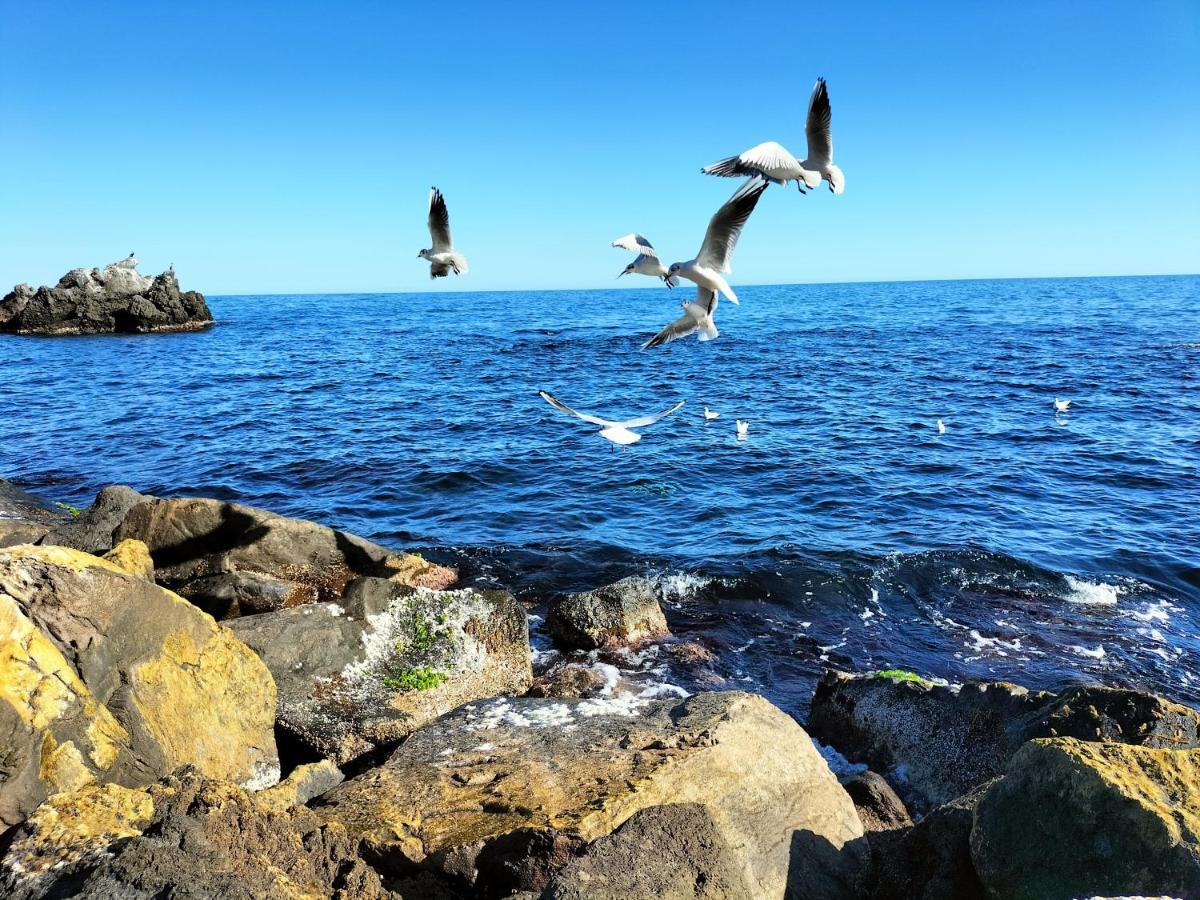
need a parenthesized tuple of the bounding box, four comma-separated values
(2, 275, 1198, 715)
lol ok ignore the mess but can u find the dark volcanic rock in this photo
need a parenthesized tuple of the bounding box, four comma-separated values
(844, 770, 912, 833)
(40, 483, 154, 554)
(0, 264, 212, 335)
(0, 477, 65, 547)
(547, 576, 670, 650)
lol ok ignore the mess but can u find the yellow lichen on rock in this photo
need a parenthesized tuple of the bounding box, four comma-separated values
(38, 735, 95, 795)
(101, 539, 155, 580)
(0, 543, 130, 578)
(384, 552, 458, 590)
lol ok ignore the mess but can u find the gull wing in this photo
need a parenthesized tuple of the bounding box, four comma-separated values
(642, 311, 701, 349)
(612, 233, 659, 259)
(428, 187, 454, 253)
(696, 178, 767, 274)
(804, 77, 833, 168)
(702, 141, 801, 179)
(618, 399, 686, 428)
(538, 391, 615, 427)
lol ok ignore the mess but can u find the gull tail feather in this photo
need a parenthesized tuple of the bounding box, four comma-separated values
(698, 321, 719, 342)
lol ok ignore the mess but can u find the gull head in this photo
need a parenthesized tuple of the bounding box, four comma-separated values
(667, 263, 682, 276)
(618, 264, 634, 278)
(417, 248, 431, 260)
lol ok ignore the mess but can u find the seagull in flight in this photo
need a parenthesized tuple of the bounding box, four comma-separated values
(666, 178, 767, 305)
(538, 390, 684, 449)
(704, 407, 720, 421)
(701, 77, 844, 194)
(642, 288, 720, 349)
(613, 234, 679, 287)
(1054, 398, 1072, 413)
(418, 187, 468, 279)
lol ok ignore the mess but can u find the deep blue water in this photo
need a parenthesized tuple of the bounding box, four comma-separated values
(3, 275, 1199, 715)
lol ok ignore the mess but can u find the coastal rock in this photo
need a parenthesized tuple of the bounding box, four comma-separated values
(0, 768, 396, 900)
(0, 544, 278, 826)
(844, 770, 912, 833)
(102, 537, 155, 580)
(0, 477, 65, 547)
(255, 759, 345, 812)
(316, 691, 867, 899)
(527, 663, 609, 698)
(383, 551, 459, 590)
(40, 483, 154, 554)
(547, 576, 670, 650)
(229, 577, 531, 764)
(808, 670, 1200, 812)
(971, 738, 1200, 900)
(544, 803, 755, 900)
(0, 266, 212, 335)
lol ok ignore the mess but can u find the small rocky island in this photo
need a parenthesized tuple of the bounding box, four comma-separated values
(0, 256, 212, 335)
(1, 477, 1198, 899)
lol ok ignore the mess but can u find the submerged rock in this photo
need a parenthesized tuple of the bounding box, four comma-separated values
(316, 690, 867, 899)
(548, 576, 670, 650)
(0, 768, 396, 900)
(0, 266, 212, 335)
(971, 738, 1200, 900)
(808, 670, 1200, 812)
(0, 544, 278, 827)
(229, 577, 531, 764)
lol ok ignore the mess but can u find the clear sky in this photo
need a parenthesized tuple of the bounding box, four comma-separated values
(2, 1, 1197, 294)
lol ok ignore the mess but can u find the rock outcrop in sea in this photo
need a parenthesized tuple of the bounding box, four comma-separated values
(0, 261, 212, 335)
(2, 477, 1199, 898)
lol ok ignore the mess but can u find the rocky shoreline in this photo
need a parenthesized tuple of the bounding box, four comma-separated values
(1, 477, 1197, 899)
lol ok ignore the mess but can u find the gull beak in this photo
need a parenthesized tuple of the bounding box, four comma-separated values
(617, 270, 628, 279)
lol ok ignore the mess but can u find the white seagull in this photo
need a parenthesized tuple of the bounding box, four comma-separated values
(418, 187, 468, 279)
(112, 252, 137, 270)
(642, 287, 720, 350)
(613, 233, 679, 287)
(538, 390, 684, 448)
(665, 178, 767, 305)
(937, 418, 946, 434)
(1054, 398, 1072, 413)
(704, 406, 720, 421)
(736, 420, 750, 439)
(701, 77, 844, 194)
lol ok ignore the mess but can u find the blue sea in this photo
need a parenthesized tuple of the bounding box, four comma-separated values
(2, 275, 1198, 715)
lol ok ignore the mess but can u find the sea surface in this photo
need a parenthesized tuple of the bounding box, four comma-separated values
(3, 275, 1199, 716)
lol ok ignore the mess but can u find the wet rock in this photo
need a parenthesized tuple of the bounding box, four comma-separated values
(229, 578, 531, 765)
(548, 576, 670, 650)
(0, 477, 64, 547)
(0, 768, 396, 899)
(972, 738, 1200, 900)
(844, 770, 911, 833)
(384, 551, 459, 590)
(256, 759, 344, 812)
(808, 671, 1200, 813)
(0, 266, 212, 335)
(102, 537, 155, 580)
(527, 663, 609, 698)
(0, 544, 278, 827)
(41, 483, 154, 554)
(316, 691, 867, 899)
(544, 802, 755, 900)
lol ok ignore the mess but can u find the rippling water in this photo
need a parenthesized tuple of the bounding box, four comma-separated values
(2, 275, 1198, 713)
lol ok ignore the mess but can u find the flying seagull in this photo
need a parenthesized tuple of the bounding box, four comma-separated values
(704, 406, 720, 421)
(736, 420, 750, 439)
(666, 178, 767, 305)
(418, 187, 468, 279)
(613, 233, 679, 287)
(538, 390, 684, 448)
(1054, 398, 1071, 413)
(642, 287, 720, 349)
(701, 77, 844, 194)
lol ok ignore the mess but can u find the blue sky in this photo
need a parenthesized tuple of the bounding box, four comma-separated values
(2, 1, 1197, 294)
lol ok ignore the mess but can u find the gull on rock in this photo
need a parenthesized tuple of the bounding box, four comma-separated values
(111, 252, 137, 270)
(666, 178, 767, 305)
(642, 288, 720, 350)
(701, 78, 844, 194)
(418, 187, 468, 279)
(704, 407, 720, 421)
(538, 390, 684, 449)
(613, 233, 679, 287)
(1054, 398, 1072, 413)
(736, 420, 750, 439)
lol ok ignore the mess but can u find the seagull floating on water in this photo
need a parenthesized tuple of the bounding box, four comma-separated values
(702, 78, 844, 194)
(538, 391, 684, 449)
(642, 288, 720, 350)
(613, 234, 679, 287)
(418, 187, 468, 279)
(937, 418, 946, 434)
(666, 178, 767, 305)
(704, 406, 720, 421)
(1054, 398, 1072, 413)
(736, 420, 750, 439)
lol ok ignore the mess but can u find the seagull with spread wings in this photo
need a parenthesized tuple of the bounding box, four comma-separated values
(417, 187, 469, 279)
(701, 77, 844, 194)
(612, 233, 679, 287)
(665, 178, 767, 305)
(642, 287, 720, 349)
(538, 390, 684, 449)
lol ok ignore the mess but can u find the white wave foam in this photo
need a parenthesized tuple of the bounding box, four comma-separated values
(1064, 576, 1119, 606)
(813, 740, 867, 779)
(1071, 644, 1107, 660)
(967, 630, 1022, 655)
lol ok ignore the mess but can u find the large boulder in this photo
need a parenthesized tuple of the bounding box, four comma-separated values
(0, 544, 279, 827)
(40, 483, 154, 554)
(0, 266, 212, 335)
(808, 670, 1200, 812)
(0, 477, 65, 547)
(547, 576, 670, 650)
(229, 577, 532, 764)
(544, 803, 755, 900)
(114, 496, 456, 618)
(316, 691, 867, 899)
(971, 738, 1200, 900)
(0, 768, 396, 899)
